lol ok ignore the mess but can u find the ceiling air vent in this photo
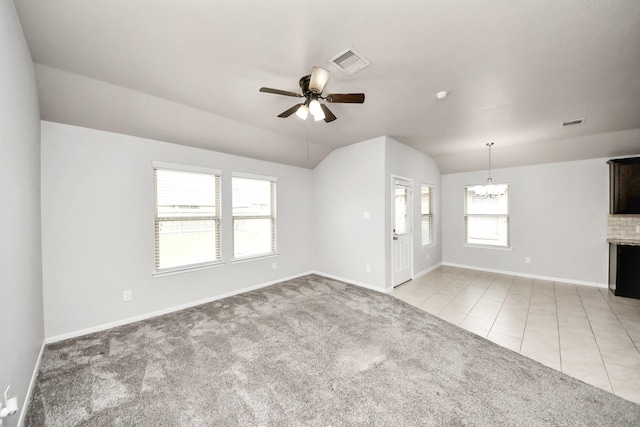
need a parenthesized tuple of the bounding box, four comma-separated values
(562, 118, 586, 127)
(329, 48, 371, 75)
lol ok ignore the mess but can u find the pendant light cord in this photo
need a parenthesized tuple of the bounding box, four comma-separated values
(306, 119, 309, 161)
(486, 142, 494, 184)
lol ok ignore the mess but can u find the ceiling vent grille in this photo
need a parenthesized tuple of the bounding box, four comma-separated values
(329, 48, 371, 75)
(562, 118, 586, 127)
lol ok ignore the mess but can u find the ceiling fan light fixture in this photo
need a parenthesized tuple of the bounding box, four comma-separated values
(296, 104, 309, 120)
(309, 67, 330, 93)
(313, 107, 325, 121)
(309, 99, 322, 115)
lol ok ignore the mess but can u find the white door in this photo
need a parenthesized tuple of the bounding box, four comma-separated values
(393, 179, 413, 287)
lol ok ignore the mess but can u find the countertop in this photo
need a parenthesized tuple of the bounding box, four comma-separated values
(608, 239, 640, 246)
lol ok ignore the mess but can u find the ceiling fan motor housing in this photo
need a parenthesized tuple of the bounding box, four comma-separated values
(299, 75, 312, 95)
(299, 75, 321, 105)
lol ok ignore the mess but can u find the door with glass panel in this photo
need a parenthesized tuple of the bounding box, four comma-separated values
(393, 179, 413, 287)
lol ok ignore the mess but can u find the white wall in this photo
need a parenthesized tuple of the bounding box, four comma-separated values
(0, 0, 44, 424)
(442, 158, 610, 286)
(312, 137, 387, 290)
(385, 137, 442, 283)
(41, 129, 444, 339)
(41, 121, 314, 339)
(312, 136, 442, 291)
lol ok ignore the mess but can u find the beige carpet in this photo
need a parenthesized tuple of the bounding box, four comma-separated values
(26, 274, 640, 426)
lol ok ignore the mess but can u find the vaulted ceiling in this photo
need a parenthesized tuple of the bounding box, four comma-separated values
(15, 0, 640, 172)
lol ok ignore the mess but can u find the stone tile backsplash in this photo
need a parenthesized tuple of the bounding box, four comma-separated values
(608, 215, 640, 241)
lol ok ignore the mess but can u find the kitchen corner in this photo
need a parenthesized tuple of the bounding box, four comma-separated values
(607, 157, 640, 299)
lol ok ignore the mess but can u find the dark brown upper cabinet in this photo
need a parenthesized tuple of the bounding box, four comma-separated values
(609, 157, 640, 214)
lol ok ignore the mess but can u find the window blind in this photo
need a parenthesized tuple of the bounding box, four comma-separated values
(421, 185, 434, 245)
(232, 175, 277, 259)
(154, 166, 221, 272)
(464, 184, 509, 247)
(394, 186, 411, 234)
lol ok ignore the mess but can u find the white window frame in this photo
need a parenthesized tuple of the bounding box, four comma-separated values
(421, 184, 435, 246)
(152, 161, 223, 276)
(231, 172, 278, 262)
(464, 183, 510, 249)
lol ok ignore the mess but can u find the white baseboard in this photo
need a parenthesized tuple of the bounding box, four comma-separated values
(45, 271, 314, 344)
(46, 264, 603, 344)
(312, 267, 447, 294)
(441, 262, 608, 289)
(414, 263, 443, 280)
(312, 271, 392, 293)
(18, 340, 46, 427)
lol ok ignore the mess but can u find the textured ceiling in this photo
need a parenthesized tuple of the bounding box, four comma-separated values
(15, 0, 640, 172)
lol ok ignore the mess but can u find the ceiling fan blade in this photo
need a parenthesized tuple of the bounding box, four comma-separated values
(277, 103, 303, 118)
(320, 104, 337, 123)
(309, 67, 330, 94)
(260, 87, 302, 98)
(325, 93, 365, 103)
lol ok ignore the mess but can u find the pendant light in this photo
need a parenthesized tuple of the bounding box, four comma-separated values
(477, 142, 505, 199)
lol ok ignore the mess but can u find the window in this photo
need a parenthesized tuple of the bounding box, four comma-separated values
(421, 185, 434, 245)
(153, 162, 221, 273)
(232, 174, 277, 260)
(464, 184, 509, 247)
(394, 185, 411, 235)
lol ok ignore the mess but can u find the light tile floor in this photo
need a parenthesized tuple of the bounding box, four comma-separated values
(391, 265, 640, 405)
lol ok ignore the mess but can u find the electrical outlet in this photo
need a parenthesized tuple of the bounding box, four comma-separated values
(363, 211, 370, 219)
(123, 290, 132, 301)
(366, 265, 371, 272)
(525, 257, 531, 264)
(426, 253, 430, 260)
(272, 262, 277, 270)
(636, 225, 640, 234)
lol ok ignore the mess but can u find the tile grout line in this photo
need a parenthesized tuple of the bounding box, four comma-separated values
(404, 274, 450, 307)
(458, 271, 502, 337)
(517, 279, 535, 354)
(599, 289, 640, 354)
(485, 274, 518, 344)
(553, 281, 563, 373)
(422, 275, 457, 308)
(432, 270, 483, 320)
(411, 269, 464, 312)
(576, 287, 616, 395)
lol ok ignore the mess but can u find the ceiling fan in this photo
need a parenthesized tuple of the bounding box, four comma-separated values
(259, 66, 365, 123)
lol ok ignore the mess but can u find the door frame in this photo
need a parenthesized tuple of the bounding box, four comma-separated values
(391, 175, 414, 287)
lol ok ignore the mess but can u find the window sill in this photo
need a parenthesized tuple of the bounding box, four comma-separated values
(231, 253, 279, 264)
(153, 261, 225, 278)
(463, 243, 512, 251)
(421, 242, 437, 249)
